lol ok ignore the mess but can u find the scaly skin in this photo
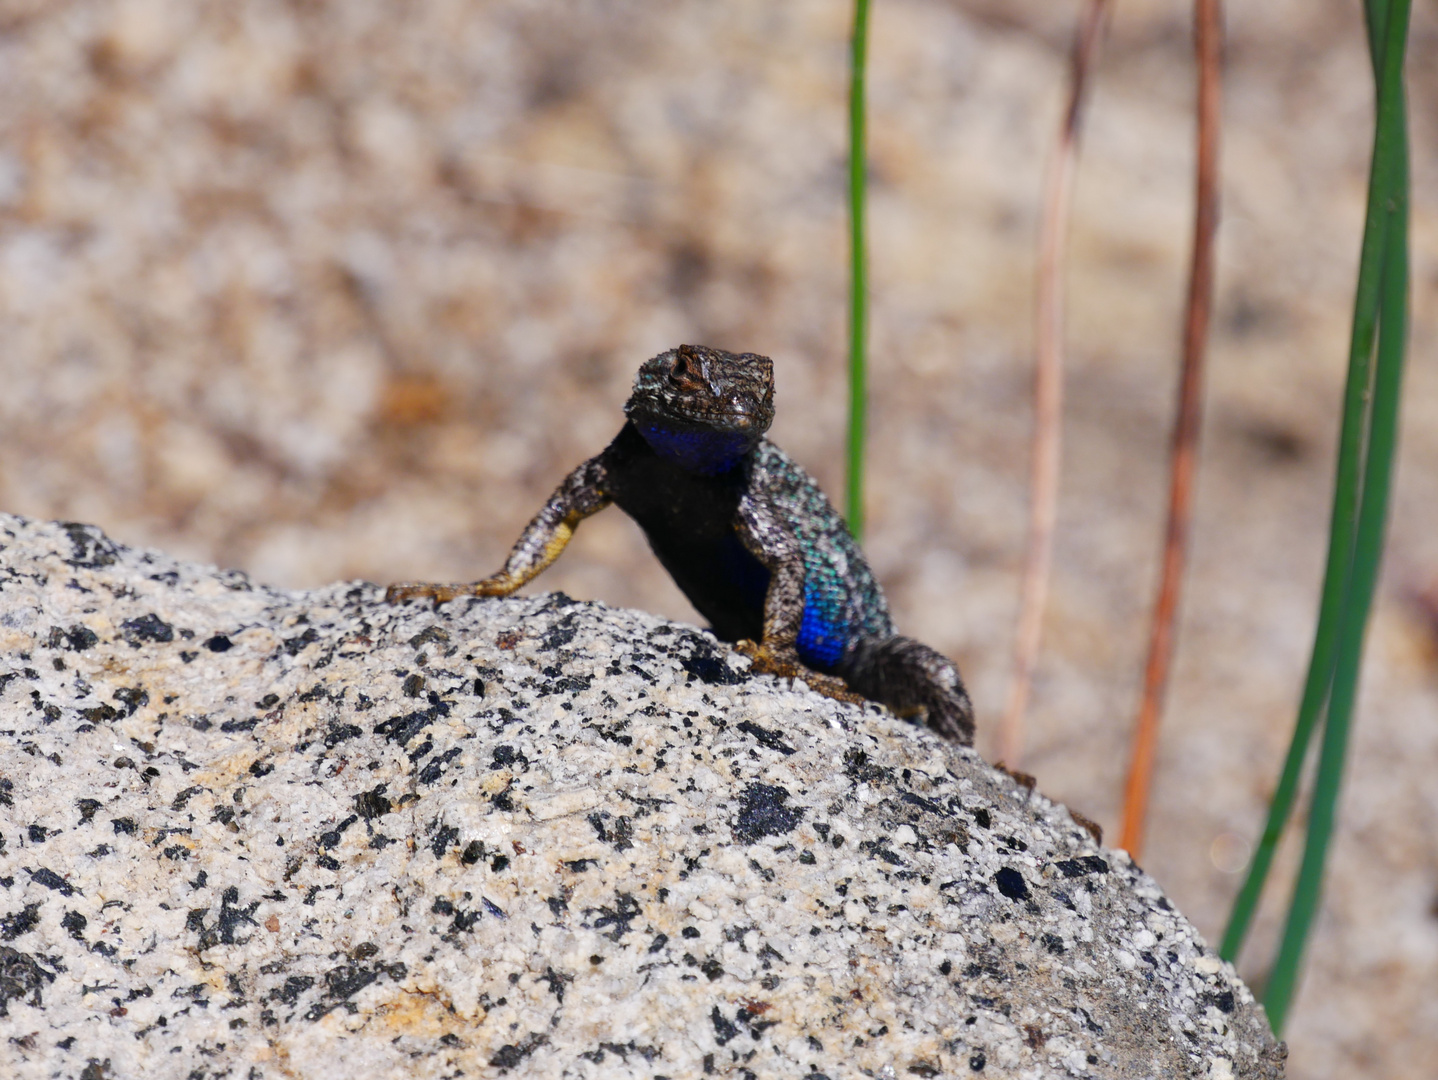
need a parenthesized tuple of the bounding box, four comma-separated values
(387, 344, 974, 743)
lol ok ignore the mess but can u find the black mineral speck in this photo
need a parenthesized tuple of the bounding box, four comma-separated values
(591, 893, 641, 941)
(271, 975, 314, 1006)
(733, 783, 803, 843)
(460, 841, 485, 866)
(0, 945, 56, 1015)
(539, 967, 572, 1003)
(49, 625, 99, 652)
(679, 645, 741, 686)
(430, 824, 459, 859)
(491, 745, 523, 769)
(490, 1032, 548, 1072)
(736, 720, 795, 756)
(901, 792, 946, 816)
(0, 903, 40, 941)
(60, 522, 118, 568)
(407, 626, 451, 649)
(281, 627, 320, 655)
(121, 614, 174, 647)
(711, 1005, 741, 1045)
(375, 702, 449, 747)
(323, 962, 379, 1000)
(994, 867, 1029, 901)
(28, 868, 73, 896)
(319, 815, 357, 849)
(323, 724, 362, 749)
(187, 886, 261, 950)
(1053, 856, 1109, 878)
(114, 689, 149, 717)
(588, 812, 634, 851)
(969, 1051, 986, 1071)
(203, 635, 233, 653)
(541, 616, 579, 650)
(419, 747, 462, 784)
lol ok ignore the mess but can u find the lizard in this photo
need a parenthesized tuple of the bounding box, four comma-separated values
(386, 344, 975, 744)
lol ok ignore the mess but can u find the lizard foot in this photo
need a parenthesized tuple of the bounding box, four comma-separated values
(384, 582, 472, 605)
(733, 640, 866, 705)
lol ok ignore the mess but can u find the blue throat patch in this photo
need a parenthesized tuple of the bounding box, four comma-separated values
(638, 423, 752, 476)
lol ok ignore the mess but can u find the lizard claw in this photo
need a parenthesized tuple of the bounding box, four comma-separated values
(733, 639, 797, 679)
(733, 640, 865, 705)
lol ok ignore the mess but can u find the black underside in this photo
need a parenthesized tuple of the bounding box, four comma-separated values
(602, 423, 770, 643)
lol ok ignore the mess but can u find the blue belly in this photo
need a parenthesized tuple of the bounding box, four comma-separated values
(797, 578, 848, 671)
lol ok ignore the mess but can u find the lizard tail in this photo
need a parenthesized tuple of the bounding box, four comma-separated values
(846, 635, 976, 746)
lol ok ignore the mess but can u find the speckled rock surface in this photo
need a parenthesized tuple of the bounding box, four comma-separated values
(0, 513, 1282, 1079)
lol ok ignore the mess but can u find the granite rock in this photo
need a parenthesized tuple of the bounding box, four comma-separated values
(0, 514, 1283, 1078)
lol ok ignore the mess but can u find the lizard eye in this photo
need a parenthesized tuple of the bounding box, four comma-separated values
(669, 346, 707, 391)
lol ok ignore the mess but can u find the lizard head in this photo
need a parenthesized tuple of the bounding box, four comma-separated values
(624, 345, 775, 474)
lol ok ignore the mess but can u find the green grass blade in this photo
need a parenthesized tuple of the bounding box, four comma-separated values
(1217, 219, 1376, 961)
(845, 0, 872, 540)
(1219, 0, 1409, 967)
(1261, 0, 1411, 1034)
(1363, 0, 1388, 70)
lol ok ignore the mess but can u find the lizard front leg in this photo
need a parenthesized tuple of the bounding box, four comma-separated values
(386, 456, 611, 605)
(732, 499, 865, 705)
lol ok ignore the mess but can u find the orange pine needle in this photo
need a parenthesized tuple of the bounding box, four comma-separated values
(999, 0, 1111, 768)
(1119, 0, 1224, 857)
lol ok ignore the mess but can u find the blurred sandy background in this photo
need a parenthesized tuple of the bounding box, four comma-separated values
(2, 0, 1436, 1074)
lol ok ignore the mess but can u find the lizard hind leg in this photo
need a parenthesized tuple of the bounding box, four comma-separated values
(845, 635, 975, 745)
